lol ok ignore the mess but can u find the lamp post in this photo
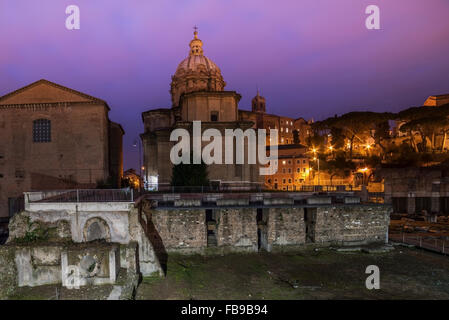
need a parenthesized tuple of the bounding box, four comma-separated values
(312, 148, 320, 186)
(133, 138, 143, 193)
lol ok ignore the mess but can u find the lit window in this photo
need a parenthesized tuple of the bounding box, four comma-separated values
(33, 119, 51, 143)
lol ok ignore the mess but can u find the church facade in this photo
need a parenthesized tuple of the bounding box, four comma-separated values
(141, 30, 260, 190)
(141, 30, 312, 191)
(0, 79, 124, 218)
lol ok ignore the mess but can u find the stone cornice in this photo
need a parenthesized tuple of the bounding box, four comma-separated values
(0, 101, 106, 111)
(0, 79, 111, 111)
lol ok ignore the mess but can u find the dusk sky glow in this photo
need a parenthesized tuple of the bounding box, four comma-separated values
(1, 0, 449, 169)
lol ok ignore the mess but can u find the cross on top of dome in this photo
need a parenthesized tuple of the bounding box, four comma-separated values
(190, 26, 203, 56)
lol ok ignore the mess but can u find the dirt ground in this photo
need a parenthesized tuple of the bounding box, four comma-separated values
(8, 246, 449, 300)
(136, 247, 449, 300)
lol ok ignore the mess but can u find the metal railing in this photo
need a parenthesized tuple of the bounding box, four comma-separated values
(144, 184, 364, 194)
(25, 188, 134, 203)
(389, 233, 448, 255)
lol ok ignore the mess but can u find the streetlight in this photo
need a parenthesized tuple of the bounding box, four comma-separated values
(133, 138, 143, 192)
(312, 149, 320, 186)
(366, 144, 371, 155)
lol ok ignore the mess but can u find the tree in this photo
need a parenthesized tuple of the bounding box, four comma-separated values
(330, 127, 345, 149)
(318, 111, 394, 158)
(171, 154, 209, 187)
(96, 176, 115, 189)
(398, 106, 449, 152)
(371, 120, 390, 158)
(323, 153, 356, 185)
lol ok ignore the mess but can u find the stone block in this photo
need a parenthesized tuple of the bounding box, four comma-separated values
(216, 199, 249, 206)
(344, 197, 361, 204)
(307, 197, 332, 205)
(263, 198, 294, 205)
(174, 199, 202, 207)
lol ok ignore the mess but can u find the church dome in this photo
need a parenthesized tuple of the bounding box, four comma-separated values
(170, 28, 226, 107)
(174, 55, 221, 78)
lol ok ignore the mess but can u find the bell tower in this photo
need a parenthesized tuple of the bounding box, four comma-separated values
(252, 90, 266, 113)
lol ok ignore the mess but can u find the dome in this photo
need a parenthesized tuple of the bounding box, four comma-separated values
(174, 55, 221, 78)
(170, 29, 226, 107)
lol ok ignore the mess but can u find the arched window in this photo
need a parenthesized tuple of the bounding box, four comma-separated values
(33, 119, 51, 143)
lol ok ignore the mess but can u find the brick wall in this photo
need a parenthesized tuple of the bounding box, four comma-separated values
(267, 207, 306, 250)
(150, 209, 207, 253)
(314, 206, 390, 244)
(215, 208, 258, 252)
(147, 204, 390, 254)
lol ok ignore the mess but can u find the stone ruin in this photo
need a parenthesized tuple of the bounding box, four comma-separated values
(0, 197, 163, 299)
(0, 191, 392, 299)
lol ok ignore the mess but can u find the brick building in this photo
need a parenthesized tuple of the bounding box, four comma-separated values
(383, 167, 449, 215)
(0, 79, 124, 218)
(141, 30, 261, 190)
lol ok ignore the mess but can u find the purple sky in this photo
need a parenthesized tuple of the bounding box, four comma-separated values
(1, 0, 449, 170)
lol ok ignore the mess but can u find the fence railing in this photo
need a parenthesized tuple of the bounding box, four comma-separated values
(23, 186, 384, 204)
(25, 188, 134, 203)
(389, 233, 448, 255)
(146, 184, 364, 194)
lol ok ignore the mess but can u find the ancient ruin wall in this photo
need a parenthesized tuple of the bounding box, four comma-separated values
(215, 208, 258, 252)
(150, 208, 207, 253)
(266, 207, 306, 251)
(0, 246, 17, 299)
(314, 205, 390, 244)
